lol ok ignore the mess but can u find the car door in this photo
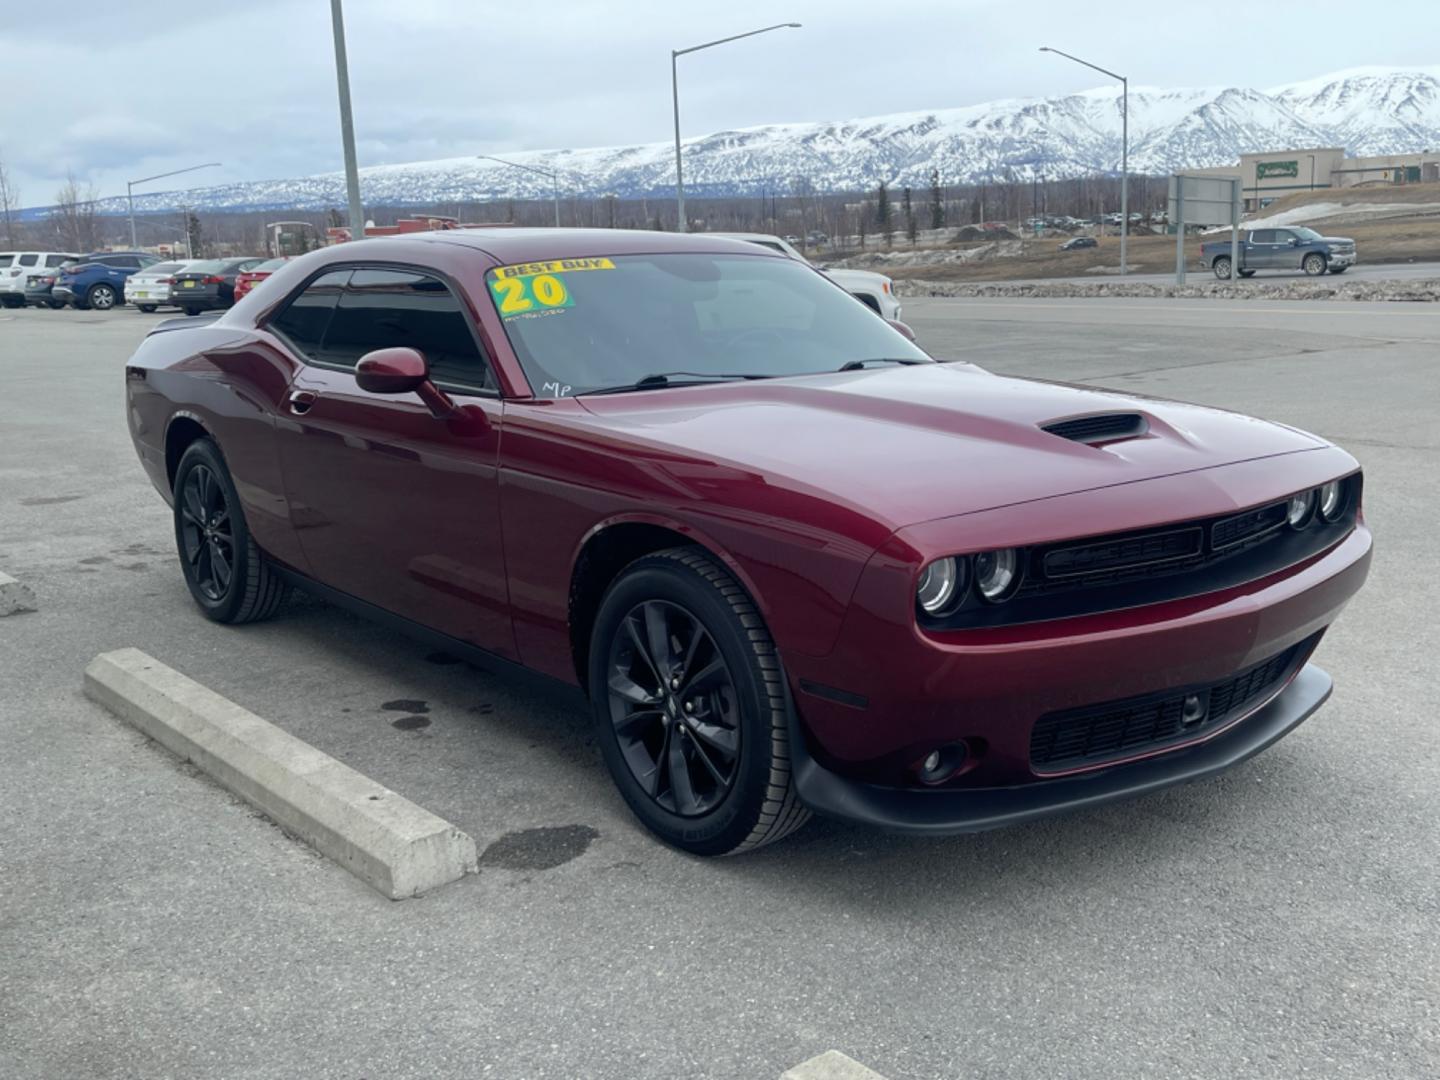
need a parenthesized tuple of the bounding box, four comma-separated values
(270, 265, 515, 659)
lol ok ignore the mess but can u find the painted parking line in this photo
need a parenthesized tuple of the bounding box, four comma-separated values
(0, 570, 38, 616)
(782, 1050, 890, 1079)
(84, 647, 478, 899)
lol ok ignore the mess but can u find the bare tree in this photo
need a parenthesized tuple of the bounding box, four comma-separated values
(0, 153, 20, 248)
(51, 173, 100, 252)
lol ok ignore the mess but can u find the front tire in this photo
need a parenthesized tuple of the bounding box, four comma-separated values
(1328, 266, 1348, 275)
(1303, 253, 1327, 276)
(172, 439, 288, 624)
(589, 547, 809, 855)
(1212, 257, 1233, 280)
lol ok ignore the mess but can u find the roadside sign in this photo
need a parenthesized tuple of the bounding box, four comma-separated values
(1169, 173, 1241, 285)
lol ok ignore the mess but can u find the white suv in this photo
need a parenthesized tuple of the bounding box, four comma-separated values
(0, 251, 79, 308)
(710, 233, 902, 320)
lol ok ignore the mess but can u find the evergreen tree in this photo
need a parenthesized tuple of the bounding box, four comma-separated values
(902, 186, 917, 244)
(929, 168, 945, 230)
(875, 181, 892, 247)
(185, 213, 204, 259)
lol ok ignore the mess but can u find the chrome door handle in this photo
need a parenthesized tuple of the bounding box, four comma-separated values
(288, 390, 317, 415)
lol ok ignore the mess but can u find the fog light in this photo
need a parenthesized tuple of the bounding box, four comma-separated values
(916, 742, 967, 785)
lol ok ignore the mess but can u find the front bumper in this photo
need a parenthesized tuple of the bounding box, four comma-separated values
(792, 663, 1332, 834)
(1329, 251, 1356, 267)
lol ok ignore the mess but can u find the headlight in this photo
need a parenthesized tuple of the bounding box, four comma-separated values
(1318, 480, 1345, 522)
(916, 557, 964, 615)
(1286, 490, 1316, 529)
(974, 548, 1021, 603)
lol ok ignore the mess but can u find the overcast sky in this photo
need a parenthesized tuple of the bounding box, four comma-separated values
(3, 0, 1437, 206)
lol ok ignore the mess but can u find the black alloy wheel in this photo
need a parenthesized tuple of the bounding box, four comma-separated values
(171, 438, 287, 623)
(179, 463, 234, 603)
(606, 599, 742, 817)
(589, 547, 810, 855)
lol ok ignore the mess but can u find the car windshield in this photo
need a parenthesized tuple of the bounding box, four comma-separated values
(1291, 226, 1323, 241)
(250, 258, 286, 272)
(485, 252, 930, 397)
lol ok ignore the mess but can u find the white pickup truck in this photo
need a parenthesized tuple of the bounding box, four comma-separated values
(712, 233, 902, 320)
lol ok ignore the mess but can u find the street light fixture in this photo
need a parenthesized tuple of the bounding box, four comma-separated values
(1040, 46, 1128, 275)
(477, 155, 563, 227)
(126, 162, 221, 249)
(672, 22, 800, 232)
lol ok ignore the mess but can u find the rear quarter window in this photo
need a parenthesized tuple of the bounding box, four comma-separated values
(268, 269, 351, 359)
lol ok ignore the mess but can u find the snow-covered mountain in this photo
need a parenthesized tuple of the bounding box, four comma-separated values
(41, 66, 1440, 217)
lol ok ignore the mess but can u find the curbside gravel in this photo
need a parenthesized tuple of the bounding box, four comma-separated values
(902, 275, 1440, 302)
(0, 570, 38, 616)
(83, 647, 478, 899)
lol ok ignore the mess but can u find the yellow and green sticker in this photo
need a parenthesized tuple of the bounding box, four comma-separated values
(488, 257, 615, 319)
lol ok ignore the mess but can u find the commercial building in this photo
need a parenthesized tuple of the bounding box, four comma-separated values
(1192, 147, 1440, 211)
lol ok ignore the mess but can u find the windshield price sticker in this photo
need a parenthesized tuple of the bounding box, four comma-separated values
(489, 257, 615, 319)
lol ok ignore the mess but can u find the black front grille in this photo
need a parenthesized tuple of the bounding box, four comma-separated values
(1042, 412, 1149, 444)
(1028, 637, 1314, 771)
(1043, 527, 1202, 579)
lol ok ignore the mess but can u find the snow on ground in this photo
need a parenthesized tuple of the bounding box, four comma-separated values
(1203, 201, 1440, 233)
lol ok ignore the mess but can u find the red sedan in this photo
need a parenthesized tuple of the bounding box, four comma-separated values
(123, 229, 1371, 854)
(233, 257, 289, 302)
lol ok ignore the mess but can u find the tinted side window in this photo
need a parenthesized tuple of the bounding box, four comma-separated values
(45, 255, 71, 268)
(320, 269, 493, 392)
(1251, 230, 1275, 244)
(19, 254, 38, 266)
(270, 269, 350, 359)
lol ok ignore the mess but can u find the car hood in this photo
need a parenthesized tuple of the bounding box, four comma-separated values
(823, 267, 890, 287)
(1321, 235, 1355, 245)
(574, 363, 1325, 530)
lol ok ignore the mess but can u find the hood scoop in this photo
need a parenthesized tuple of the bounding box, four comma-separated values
(1041, 412, 1149, 446)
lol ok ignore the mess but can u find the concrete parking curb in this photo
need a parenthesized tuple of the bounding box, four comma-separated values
(0, 571, 38, 616)
(83, 647, 478, 899)
(782, 1051, 890, 1079)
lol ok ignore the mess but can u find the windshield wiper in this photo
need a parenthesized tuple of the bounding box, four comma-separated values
(836, 358, 927, 371)
(578, 371, 772, 396)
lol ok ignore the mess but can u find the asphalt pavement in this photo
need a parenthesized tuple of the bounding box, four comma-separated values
(1, 298, 1436, 1079)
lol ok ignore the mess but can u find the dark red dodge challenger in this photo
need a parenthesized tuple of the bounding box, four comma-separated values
(124, 228, 1371, 855)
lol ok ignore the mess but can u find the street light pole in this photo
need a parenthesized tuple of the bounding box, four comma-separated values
(126, 163, 222, 249)
(1041, 46, 1128, 274)
(671, 22, 801, 232)
(477, 155, 563, 226)
(329, 0, 366, 241)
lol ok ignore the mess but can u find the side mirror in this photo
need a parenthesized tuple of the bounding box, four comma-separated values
(356, 347, 429, 394)
(886, 319, 918, 342)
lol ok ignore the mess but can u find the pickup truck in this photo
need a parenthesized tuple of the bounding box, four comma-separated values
(1201, 226, 1356, 280)
(712, 232, 901, 320)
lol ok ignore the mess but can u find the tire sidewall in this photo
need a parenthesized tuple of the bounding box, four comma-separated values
(1213, 257, 1231, 280)
(588, 557, 781, 856)
(172, 439, 256, 622)
(89, 284, 116, 309)
(1304, 253, 1326, 276)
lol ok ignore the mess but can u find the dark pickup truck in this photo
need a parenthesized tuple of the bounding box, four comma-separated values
(1201, 226, 1356, 280)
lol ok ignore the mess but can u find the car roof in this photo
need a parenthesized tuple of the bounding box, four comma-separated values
(375, 226, 785, 265)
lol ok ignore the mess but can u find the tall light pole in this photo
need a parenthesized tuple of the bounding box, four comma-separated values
(329, 0, 366, 241)
(1041, 46, 1128, 274)
(672, 22, 800, 232)
(127, 163, 221, 249)
(477, 155, 562, 226)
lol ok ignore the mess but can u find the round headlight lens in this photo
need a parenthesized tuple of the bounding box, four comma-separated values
(1318, 480, 1344, 522)
(1286, 490, 1316, 529)
(974, 548, 1020, 602)
(916, 557, 962, 615)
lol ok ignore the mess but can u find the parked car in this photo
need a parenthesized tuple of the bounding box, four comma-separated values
(169, 257, 266, 314)
(233, 257, 289, 302)
(712, 232, 901, 319)
(1201, 227, 1356, 279)
(53, 252, 161, 310)
(0, 251, 79, 307)
(1059, 236, 1097, 251)
(124, 228, 1370, 855)
(25, 264, 75, 309)
(124, 261, 196, 313)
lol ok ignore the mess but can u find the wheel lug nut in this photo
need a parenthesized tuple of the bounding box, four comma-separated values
(670, 677, 680, 689)
(684, 701, 694, 713)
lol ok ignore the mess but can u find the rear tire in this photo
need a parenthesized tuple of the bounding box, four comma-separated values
(87, 283, 118, 310)
(47, 299, 65, 309)
(184, 307, 200, 317)
(138, 304, 158, 313)
(172, 439, 288, 624)
(1238, 269, 1256, 278)
(1212, 257, 1233, 280)
(1303, 253, 1327, 276)
(588, 547, 810, 855)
